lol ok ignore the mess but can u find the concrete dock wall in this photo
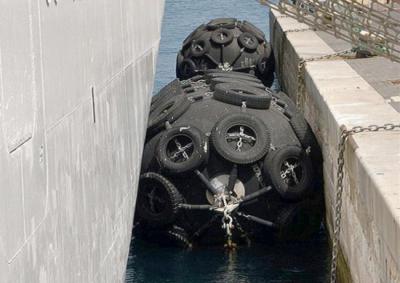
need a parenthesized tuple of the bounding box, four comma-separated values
(0, 1, 164, 282)
(270, 10, 400, 283)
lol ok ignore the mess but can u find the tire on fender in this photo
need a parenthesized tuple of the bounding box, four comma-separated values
(206, 18, 237, 30)
(289, 112, 315, 150)
(150, 79, 183, 112)
(136, 172, 183, 227)
(238, 32, 259, 51)
(214, 83, 272, 109)
(147, 94, 191, 136)
(209, 77, 265, 91)
(210, 28, 234, 45)
(239, 20, 265, 42)
(211, 112, 271, 164)
(157, 125, 208, 174)
(263, 145, 313, 201)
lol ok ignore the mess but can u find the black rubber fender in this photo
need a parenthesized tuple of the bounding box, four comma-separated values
(136, 172, 183, 227)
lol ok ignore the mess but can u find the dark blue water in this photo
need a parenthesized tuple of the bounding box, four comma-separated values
(126, 0, 331, 282)
(126, 237, 330, 283)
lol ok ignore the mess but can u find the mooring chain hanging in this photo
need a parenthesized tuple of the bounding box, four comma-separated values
(222, 208, 236, 249)
(295, 48, 356, 108)
(330, 123, 400, 283)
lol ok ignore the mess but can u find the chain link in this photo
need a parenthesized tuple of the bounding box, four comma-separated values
(296, 48, 356, 108)
(330, 123, 400, 283)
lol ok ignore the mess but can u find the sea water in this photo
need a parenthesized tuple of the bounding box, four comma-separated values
(126, 0, 330, 282)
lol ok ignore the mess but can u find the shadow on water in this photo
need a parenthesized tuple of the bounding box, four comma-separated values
(125, 230, 330, 283)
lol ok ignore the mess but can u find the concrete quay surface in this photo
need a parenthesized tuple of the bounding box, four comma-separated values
(270, 9, 400, 283)
(0, 1, 164, 282)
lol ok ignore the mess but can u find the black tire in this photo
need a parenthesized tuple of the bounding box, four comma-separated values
(163, 226, 193, 248)
(183, 86, 196, 94)
(179, 58, 198, 79)
(238, 32, 259, 51)
(190, 39, 210, 57)
(275, 201, 323, 241)
(141, 132, 162, 173)
(211, 28, 233, 45)
(205, 72, 261, 84)
(240, 20, 266, 42)
(289, 113, 315, 149)
(207, 18, 237, 30)
(190, 74, 205, 82)
(157, 126, 208, 174)
(211, 112, 271, 164)
(147, 95, 191, 135)
(214, 83, 272, 109)
(136, 173, 183, 227)
(176, 51, 185, 78)
(204, 69, 257, 78)
(209, 77, 265, 91)
(148, 225, 192, 248)
(150, 79, 183, 112)
(263, 146, 313, 201)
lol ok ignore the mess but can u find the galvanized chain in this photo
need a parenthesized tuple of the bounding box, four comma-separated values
(330, 123, 400, 283)
(252, 163, 266, 187)
(233, 217, 252, 246)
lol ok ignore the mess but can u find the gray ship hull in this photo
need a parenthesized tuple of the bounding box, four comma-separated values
(0, 1, 164, 282)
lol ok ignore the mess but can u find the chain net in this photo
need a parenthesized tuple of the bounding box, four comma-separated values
(261, 0, 400, 62)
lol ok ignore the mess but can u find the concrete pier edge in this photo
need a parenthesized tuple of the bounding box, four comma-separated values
(270, 9, 400, 283)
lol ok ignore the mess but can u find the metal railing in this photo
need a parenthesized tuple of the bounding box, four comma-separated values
(261, 0, 400, 62)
